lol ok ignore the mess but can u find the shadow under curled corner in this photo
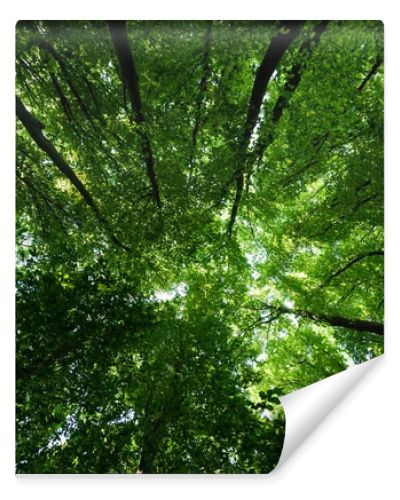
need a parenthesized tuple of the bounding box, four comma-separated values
(272, 355, 383, 473)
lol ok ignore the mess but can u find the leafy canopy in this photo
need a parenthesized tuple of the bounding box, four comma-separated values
(16, 20, 383, 473)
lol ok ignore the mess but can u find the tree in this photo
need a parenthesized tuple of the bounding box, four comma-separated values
(16, 20, 383, 473)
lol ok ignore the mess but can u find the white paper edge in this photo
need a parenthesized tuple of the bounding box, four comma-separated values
(273, 354, 383, 472)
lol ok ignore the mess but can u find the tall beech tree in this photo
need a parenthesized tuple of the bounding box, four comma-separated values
(16, 20, 383, 474)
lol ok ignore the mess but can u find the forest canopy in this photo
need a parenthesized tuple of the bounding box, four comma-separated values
(16, 20, 384, 473)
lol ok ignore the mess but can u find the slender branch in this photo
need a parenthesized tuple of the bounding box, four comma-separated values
(272, 22, 328, 123)
(108, 20, 161, 207)
(18, 173, 70, 233)
(282, 133, 329, 186)
(254, 21, 328, 165)
(262, 304, 383, 336)
(17, 170, 68, 216)
(16, 96, 129, 251)
(254, 49, 381, 207)
(320, 250, 384, 288)
(227, 21, 304, 236)
(244, 22, 305, 145)
(229, 27, 379, 237)
(38, 40, 93, 122)
(301, 191, 379, 239)
(17, 97, 96, 210)
(188, 21, 213, 171)
(49, 72, 74, 122)
(82, 74, 104, 122)
(357, 54, 383, 92)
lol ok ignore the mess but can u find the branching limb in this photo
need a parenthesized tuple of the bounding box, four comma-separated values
(188, 21, 213, 172)
(357, 54, 383, 92)
(108, 20, 161, 207)
(320, 250, 384, 288)
(258, 303, 383, 336)
(16, 95, 129, 251)
(38, 39, 93, 122)
(253, 21, 328, 166)
(227, 21, 305, 236)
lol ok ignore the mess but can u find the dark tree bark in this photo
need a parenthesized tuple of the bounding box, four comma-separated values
(83, 73, 104, 121)
(357, 54, 383, 92)
(272, 22, 328, 123)
(108, 21, 162, 208)
(17, 170, 69, 216)
(267, 304, 383, 336)
(321, 250, 384, 288)
(255, 21, 328, 163)
(39, 40, 93, 122)
(261, 48, 381, 212)
(188, 21, 213, 171)
(16, 96, 128, 250)
(227, 21, 304, 236)
(243, 22, 305, 145)
(49, 72, 74, 123)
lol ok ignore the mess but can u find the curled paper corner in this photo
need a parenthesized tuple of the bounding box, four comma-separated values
(272, 355, 383, 473)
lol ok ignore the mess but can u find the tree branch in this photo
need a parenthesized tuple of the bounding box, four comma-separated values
(254, 21, 328, 165)
(39, 40, 93, 122)
(49, 72, 74, 123)
(320, 250, 384, 288)
(227, 21, 304, 236)
(16, 96, 129, 250)
(188, 21, 213, 172)
(251, 47, 380, 208)
(357, 54, 383, 93)
(263, 304, 383, 336)
(108, 20, 161, 207)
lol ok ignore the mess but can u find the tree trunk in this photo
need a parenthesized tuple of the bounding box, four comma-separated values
(16, 96, 129, 250)
(277, 305, 384, 336)
(108, 21, 162, 208)
(227, 22, 304, 236)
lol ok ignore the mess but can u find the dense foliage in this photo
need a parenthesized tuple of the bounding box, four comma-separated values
(16, 20, 383, 473)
